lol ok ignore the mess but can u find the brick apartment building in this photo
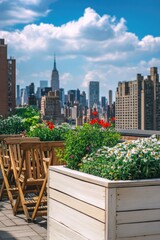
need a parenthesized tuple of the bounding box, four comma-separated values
(41, 90, 64, 124)
(0, 39, 16, 116)
(115, 67, 160, 130)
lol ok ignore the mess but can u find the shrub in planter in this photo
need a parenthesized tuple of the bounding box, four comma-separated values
(48, 134, 160, 240)
(21, 115, 40, 133)
(15, 106, 40, 118)
(0, 115, 23, 134)
(27, 122, 71, 141)
(80, 135, 160, 180)
(58, 123, 121, 170)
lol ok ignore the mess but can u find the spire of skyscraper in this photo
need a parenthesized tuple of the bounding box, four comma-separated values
(51, 54, 59, 91)
(54, 53, 57, 70)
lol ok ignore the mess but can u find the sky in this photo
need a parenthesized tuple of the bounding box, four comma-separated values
(0, 0, 160, 99)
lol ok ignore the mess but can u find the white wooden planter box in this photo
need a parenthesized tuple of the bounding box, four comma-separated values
(47, 165, 160, 240)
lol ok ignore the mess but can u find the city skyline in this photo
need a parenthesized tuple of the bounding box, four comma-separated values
(0, 0, 160, 98)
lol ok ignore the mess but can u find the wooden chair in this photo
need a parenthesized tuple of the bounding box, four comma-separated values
(17, 141, 64, 221)
(0, 137, 40, 215)
(7, 141, 47, 221)
(0, 134, 22, 200)
(3, 139, 65, 221)
(31, 141, 65, 221)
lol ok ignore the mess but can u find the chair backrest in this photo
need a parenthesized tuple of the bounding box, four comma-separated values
(40, 141, 65, 166)
(20, 141, 46, 180)
(4, 137, 40, 145)
(0, 134, 22, 159)
(0, 134, 22, 141)
(4, 137, 40, 175)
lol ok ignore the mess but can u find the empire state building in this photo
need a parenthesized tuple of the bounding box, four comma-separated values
(51, 55, 59, 91)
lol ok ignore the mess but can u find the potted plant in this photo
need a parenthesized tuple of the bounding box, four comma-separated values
(47, 135, 160, 240)
(57, 119, 121, 170)
(27, 122, 72, 165)
(0, 115, 23, 134)
(27, 121, 71, 141)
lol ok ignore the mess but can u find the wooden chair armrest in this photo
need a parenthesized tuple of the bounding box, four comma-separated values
(43, 157, 50, 163)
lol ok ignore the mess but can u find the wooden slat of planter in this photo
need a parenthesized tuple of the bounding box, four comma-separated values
(117, 235, 160, 240)
(48, 198, 105, 240)
(117, 209, 160, 224)
(117, 221, 160, 238)
(49, 188, 105, 222)
(48, 218, 91, 240)
(49, 171, 106, 209)
(51, 166, 160, 188)
(117, 186, 160, 211)
(106, 188, 117, 240)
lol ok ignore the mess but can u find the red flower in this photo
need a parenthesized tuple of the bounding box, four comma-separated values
(92, 111, 98, 116)
(98, 120, 111, 128)
(102, 122, 111, 128)
(48, 124, 54, 130)
(111, 117, 116, 122)
(90, 118, 99, 125)
(46, 121, 54, 130)
(89, 118, 111, 128)
(98, 119, 104, 126)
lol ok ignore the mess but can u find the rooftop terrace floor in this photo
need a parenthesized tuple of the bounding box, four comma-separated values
(0, 199, 47, 240)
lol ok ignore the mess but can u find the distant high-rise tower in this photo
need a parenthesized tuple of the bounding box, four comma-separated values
(101, 96, 107, 111)
(28, 82, 36, 106)
(88, 81, 99, 108)
(59, 88, 65, 107)
(51, 55, 59, 91)
(0, 39, 16, 116)
(108, 90, 112, 107)
(21, 88, 28, 106)
(16, 85, 21, 106)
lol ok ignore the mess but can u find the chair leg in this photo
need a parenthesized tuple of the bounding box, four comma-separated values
(31, 177, 47, 221)
(0, 162, 15, 210)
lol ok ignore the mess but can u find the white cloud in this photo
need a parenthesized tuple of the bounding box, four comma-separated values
(0, 0, 52, 27)
(18, 0, 41, 5)
(61, 73, 73, 86)
(0, 7, 160, 97)
(81, 70, 100, 88)
(139, 35, 160, 51)
(31, 70, 51, 79)
(16, 55, 31, 63)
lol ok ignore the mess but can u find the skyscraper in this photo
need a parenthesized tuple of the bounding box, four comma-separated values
(80, 91, 87, 108)
(115, 67, 160, 130)
(59, 88, 65, 107)
(108, 90, 112, 107)
(101, 96, 107, 111)
(150, 67, 160, 130)
(67, 90, 76, 106)
(88, 81, 99, 108)
(16, 85, 21, 106)
(0, 39, 16, 116)
(51, 55, 59, 91)
(28, 82, 36, 106)
(21, 88, 28, 106)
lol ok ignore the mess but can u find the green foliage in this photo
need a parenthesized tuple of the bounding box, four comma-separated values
(0, 115, 23, 134)
(27, 122, 71, 141)
(15, 106, 40, 118)
(80, 135, 160, 180)
(58, 123, 121, 170)
(15, 106, 41, 132)
(0, 107, 41, 134)
(22, 115, 40, 132)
